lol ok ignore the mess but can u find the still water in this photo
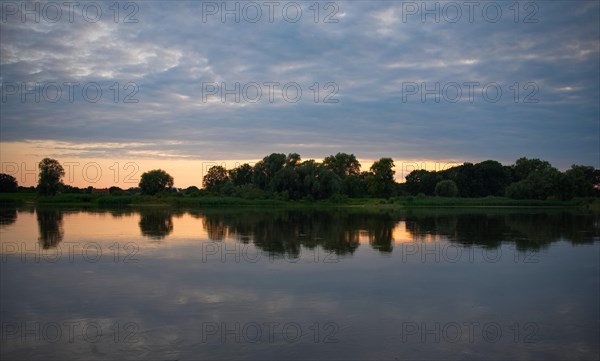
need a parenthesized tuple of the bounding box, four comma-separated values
(1, 207, 599, 360)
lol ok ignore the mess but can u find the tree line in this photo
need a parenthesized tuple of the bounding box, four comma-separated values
(201, 153, 599, 200)
(0, 154, 598, 200)
(202, 153, 396, 200)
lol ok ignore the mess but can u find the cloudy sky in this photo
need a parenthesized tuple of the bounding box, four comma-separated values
(1, 0, 599, 187)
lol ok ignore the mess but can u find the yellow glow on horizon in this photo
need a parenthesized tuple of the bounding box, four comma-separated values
(1, 141, 462, 188)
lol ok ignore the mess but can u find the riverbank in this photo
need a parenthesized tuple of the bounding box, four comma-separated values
(1, 192, 598, 210)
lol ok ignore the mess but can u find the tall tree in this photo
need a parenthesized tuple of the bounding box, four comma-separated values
(323, 153, 361, 178)
(37, 158, 64, 196)
(564, 165, 600, 197)
(506, 165, 562, 200)
(405, 169, 438, 195)
(203, 166, 229, 192)
(229, 164, 254, 186)
(252, 153, 287, 191)
(367, 158, 396, 198)
(512, 157, 553, 182)
(139, 169, 174, 195)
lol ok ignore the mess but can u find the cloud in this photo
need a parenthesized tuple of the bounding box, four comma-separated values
(1, 0, 598, 168)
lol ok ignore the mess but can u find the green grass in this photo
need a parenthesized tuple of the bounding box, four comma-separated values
(390, 196, 590, 208)
(0, 192, 597, 210)
(0, 192, 37, 205)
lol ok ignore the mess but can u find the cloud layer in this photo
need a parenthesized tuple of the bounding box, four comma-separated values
(1, 1, 599, 168)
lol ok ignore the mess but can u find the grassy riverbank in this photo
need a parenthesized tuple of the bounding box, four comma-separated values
(1, 192, 598, 210)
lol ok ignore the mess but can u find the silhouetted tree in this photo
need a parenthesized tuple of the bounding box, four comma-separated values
(109, 186, 124, 195)
(203, 166, 229, 192)
(229, 164, 254, 186)
(139, 169, 174, 195)
(405, 169, 439, 196)
(512, 157, 553, 182)
(37, 158, 64, 196)
(506, 164, 562, 200)
(252, 153, 287, 191)
(0, 173, 18, 193)
(563, 165, 600, 197)
(295, 160, 341, 199)
(323, 153, 361, 178)
(367, 158, 396, 198)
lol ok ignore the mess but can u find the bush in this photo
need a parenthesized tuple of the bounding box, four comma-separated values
(329, 194, 349, 203)
(233, 184, 266, 200)
(434, 180, 459, 197)
(0, 173, 18, 193)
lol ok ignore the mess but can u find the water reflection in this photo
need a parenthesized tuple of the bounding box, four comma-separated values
(3, 207, 597, 254)
(1, 206, 598, 361)
(365, 213, 396, 253)
(404, 210, 600, 251)
(199, 210, 367, 257)
(138, 209, 176, 240)
(0, 208, 17, 226)
(36, 208, 64, 249)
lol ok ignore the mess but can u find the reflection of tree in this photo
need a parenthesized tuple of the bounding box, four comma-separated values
(366, 214, 395, 253)
(203, 216, 227, 241)
(37, 209, 64, 249)
(505, 211, 599, 250)
(0, 208, 17, 226)
(404, 210, 600, 251)
(199, 209, 400, 257)
(139, 209, 174, 240)
(106, 208, 135, 218)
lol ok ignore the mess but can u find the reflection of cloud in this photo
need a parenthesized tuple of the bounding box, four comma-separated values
(2, 208, 599, 360)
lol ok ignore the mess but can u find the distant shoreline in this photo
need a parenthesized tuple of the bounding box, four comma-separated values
(1, 193, 598, 211)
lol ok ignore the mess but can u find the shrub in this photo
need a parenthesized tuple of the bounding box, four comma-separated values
(434, 180, 459, 197)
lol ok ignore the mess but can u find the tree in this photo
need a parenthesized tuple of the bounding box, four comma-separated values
(313, 166, 342, 199)
(252, 153, 287, 191)
(323, 153, 361, 178)
(294, 161, 341, 200)
(512, 157, 553, 182)
(37, 158, 64, 196)
(563, 165, 600, 197)
(451, 161, 510, 197)
(109, 186, 124, 195)
(203, 166, 229, 192)
(435, 180, 459, 197)
(229, 164, 254, 186)
(342, 174, 368, 198)
(367, 158, 396, 198)
(252, 161, 269, 190)
(286, 153, 302, 168)
(272, 166, 300, 196)
(0, 173, 18, 193)
(506, 166, 562, 200)
(139, 169, 174, 195)
(473, 160, 511, 196)
(405, 169, 438, 196)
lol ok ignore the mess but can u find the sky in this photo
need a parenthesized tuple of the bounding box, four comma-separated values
(1, 0, 599, 188)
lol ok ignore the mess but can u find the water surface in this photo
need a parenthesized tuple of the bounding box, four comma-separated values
(1, 207, 598, 360)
